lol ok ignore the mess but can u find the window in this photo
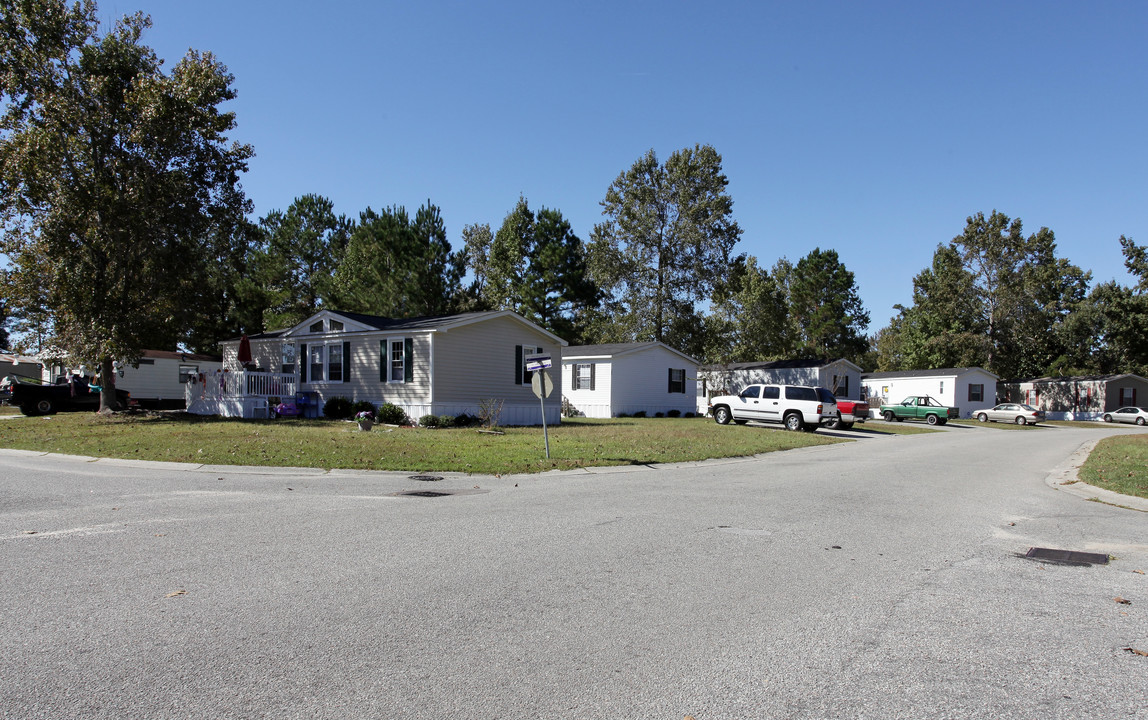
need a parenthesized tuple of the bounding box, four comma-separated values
(328, 344, 343, 382)
(329, 319, 344, 332)
(968, 384, 984, 402)
(515, 345, 543, 385)
(281, 343, 295, 374)
(940, 381, 945, 394)
(575, 363, 594, 390)
(309, 321, 323, 333)
(1120, 387, 1137, 406)
(309, 345, 325, 382)
(740, 386, 761, 399)
(178, 364, 198, 384)
(390, 340, 404, 382)
(832, 375, 849, 398)
(785, 386, 817, 402)
(668, 368, 685, 394)
(762, 386, 780, 400)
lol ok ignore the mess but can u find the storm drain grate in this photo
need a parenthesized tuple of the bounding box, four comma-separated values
(398, 490, 452, 498)
(1025, 547, 1110, 566)
(407, 474, 444, 482)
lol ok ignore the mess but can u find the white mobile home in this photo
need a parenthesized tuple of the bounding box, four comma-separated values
(41, 350, 221, 409)
(698, 359, 864, 414)
(561, 342, 698, 418)
(1000, 373, 1148, 421)
(861, 367, 998, 418)
(208, 310, 565, 425)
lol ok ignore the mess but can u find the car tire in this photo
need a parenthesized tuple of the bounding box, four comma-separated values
(926, 414, 939, 426)
(1014, 416, 1026, 426)
(783, 412, 803, 432)
(35, 398, 54, 415)
(1137, 417, 1146, 426)
(826, 413, 841, 430)
(883, 411, 895, 422)
(977, 412, 988, 423)
(713, 406, 732, 425)
(1103, 414, 1113, 423)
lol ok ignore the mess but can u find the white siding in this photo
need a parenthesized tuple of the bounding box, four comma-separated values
(862, 370, 998, 418)
(119, 357, 222, 403)
(561, 360, 613, 418)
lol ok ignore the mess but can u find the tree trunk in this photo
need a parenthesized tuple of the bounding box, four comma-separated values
(99, 356, 120, 413)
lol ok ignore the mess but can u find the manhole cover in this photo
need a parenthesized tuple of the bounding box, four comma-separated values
(398, 490, 452, 498)
(1025, 547, 1110, 566)
(408, 475, 443, 482)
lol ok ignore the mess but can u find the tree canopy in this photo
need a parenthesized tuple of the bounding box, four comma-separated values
(0, 0, 253, 408)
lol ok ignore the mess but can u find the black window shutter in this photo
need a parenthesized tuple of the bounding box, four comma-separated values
(380, 340, 386, 382)
(342, 341, 351, 383)
(404, 338, 413, 383)
(668, 368, 673, 393)
(590, 363, 596, 391)
(299, 344, 307, 384)
(515, 345, 523, 385)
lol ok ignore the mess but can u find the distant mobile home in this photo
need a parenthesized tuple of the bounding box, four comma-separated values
(561, 342, 698, 418)
(1000, 373, 1148, 421)
(861, 367, 998, 418)
(41, 350, 221, 409)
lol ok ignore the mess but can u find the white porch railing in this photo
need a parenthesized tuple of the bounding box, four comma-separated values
(186, 370, 297, 402)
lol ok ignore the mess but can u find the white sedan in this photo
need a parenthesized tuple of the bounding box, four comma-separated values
(1102, 406, 1148, 425)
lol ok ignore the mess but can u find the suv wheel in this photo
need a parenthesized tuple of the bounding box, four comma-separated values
(783, 412, 803, 432)
(713, 406, 731, 425)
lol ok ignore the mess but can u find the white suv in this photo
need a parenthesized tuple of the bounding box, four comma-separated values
(708, 384, 837, 432)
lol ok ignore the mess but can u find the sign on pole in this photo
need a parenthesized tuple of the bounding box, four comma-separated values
(527, 359, 553, 459)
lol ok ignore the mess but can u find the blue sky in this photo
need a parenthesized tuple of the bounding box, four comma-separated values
(111, 0, 1146, 331)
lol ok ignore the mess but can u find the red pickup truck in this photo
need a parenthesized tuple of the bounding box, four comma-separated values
(825, 399, 869, 430)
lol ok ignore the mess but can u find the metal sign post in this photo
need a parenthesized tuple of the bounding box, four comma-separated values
(527, 354, 553, 459)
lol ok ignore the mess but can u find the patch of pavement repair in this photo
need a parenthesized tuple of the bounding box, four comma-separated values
(1044, 438, 1148, 512)
(391, 488, 489, 498)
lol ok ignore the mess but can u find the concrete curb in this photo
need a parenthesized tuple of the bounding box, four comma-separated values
(1043, 437, 1148, 512)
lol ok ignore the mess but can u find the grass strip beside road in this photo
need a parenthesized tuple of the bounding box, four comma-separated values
(0, 413, 850, 475)
(1077, 434, 1148, 500)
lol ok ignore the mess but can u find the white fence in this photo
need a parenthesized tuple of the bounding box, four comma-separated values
(186, 370, 296, 403)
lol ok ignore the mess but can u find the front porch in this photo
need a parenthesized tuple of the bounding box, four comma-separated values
(185, 370, 304, 418)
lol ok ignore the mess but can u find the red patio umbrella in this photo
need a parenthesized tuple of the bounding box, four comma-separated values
(237, 334, 253, 367)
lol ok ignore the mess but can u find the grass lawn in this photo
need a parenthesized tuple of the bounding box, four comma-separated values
(1077, 434, 1148, 500)
(0, 411, 855, 475)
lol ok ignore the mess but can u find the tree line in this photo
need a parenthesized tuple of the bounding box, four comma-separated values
(1, 2, 1143, 414)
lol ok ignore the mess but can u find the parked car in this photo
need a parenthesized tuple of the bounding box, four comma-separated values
(709, 384, 836, 432)
(1102, 406, 1148, 425)
(976, 403, 1046, 425)
(7, 375, 131, 415)
(879, 395, 959, 425)
(826, 398, 869, 430)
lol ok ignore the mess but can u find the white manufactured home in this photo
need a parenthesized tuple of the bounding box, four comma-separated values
(204, 310, 566, 425)
(861, 367, 999, 418)
(1000, 373, 1148, 421)
(697, 359, 864, 415)
(41, 350, 221, 409)
(561, 342, 698, 418)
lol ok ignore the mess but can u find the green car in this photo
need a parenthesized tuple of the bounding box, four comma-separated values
(879, 395, 959, 425)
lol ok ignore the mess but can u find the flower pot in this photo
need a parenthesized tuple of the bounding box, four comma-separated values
(357, 419, 373, 432)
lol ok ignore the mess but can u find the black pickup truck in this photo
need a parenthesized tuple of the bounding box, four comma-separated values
(4, 375, 131, 415)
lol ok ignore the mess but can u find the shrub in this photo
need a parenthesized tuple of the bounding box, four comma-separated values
(351, 400, 377, 416)
(667, 409, 681, 418)
(420, 414, 440, 428)
(478, 398, 504, 428)
(632, 410, 647, 418)
(438, 415, 455, 427)
(683, 411, 695, 419)
(654, 411, 665, 418)
(376, 402, 409, 425)
(616, 412, 630, 418)
(322, 396, 354, 419)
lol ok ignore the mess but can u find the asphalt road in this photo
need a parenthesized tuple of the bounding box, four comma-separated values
(1, 424, 1146, 719)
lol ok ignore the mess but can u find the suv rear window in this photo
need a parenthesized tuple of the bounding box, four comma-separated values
(816, 388, 836, 404)
(785, 386, 817, 402)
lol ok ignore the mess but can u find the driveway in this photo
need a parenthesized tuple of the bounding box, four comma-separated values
(1, 426, 1145, 719)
